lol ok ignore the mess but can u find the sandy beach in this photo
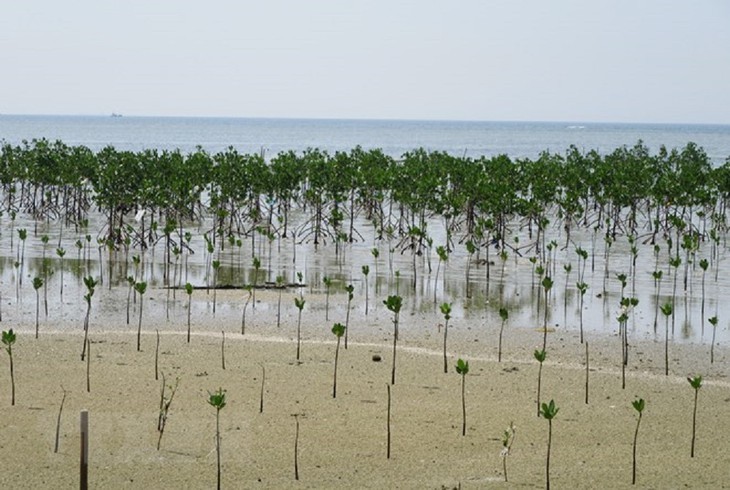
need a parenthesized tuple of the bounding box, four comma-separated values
(1, 287, 729, 489)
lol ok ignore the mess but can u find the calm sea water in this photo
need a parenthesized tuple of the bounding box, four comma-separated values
(1, 114, 729, 163)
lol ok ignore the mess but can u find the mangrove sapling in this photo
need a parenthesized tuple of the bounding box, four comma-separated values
(41, 235, 50, 317)
(541, 276, 553, 351)
(344, 284, 354, 348)
(699, 258, 709, 326)
(208, 388, 227, 490)
(17, 228, 26, 287)
(331, 323, 345, 398)
(125, 276, 135, 325)
(576, 282, 588, 344)
(323, 276, 332, 321)
(540, 399, 559, 490)
(54, 385, 68, 453)
(709, 316, 718, 363)
(2, 329, 16, 405)
(384, 295, 403, 385)
(81, 276, 97, 361)
(660, 302, 673, 376)
(241, 284, 252, 335)
(631, 398, 645, 485)
(651, 270, 663, 332)
(455, 358, 469, 436)
(135, 281, 148, 352)
(534, 349, 546, 417)
(501, 422, 516, 482)
(211, 259, 220, 315)
(185, 282, 193, 342)
(157, 373, 179, 451)
(669, 256, 681, 334)
(275, 275, 285, 328)
(498, 307, 508, 362)
(562, 263, 571, 321)
(433, 245, 448, 304)
(362, 265, 370, 315)
(251, 256, 261, 309)
(32, 277, 43, 338)
(56, 247, 66, 299)
(440, 302, 452, 373)
(295, 296, 305, 361)
(688, 375, 703, 458)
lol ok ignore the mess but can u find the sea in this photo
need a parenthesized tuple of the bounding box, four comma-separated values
(1, 114, 729, 164)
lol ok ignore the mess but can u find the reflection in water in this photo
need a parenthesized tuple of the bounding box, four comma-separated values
(0, 210, 728, 346)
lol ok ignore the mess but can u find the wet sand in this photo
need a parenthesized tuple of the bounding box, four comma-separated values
(1, 288, 729, 489)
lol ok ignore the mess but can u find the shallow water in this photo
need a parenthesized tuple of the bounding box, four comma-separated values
(2, 208, 729, 349)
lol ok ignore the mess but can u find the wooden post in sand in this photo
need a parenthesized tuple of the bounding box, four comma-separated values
(80, 409, 88, 490)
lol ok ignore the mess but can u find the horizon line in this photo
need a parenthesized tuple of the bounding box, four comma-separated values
(1, 112, 729, 127)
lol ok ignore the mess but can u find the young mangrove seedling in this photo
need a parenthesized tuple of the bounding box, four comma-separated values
(323, 275, 333, 321)
(540, 399, 559, 490)
(576, 281, 589, 344)
(384, 295, 403, 385)
(32, 277, 43, 338)
(440, 302, 452, 373)
(631, 398, 645, 485)
(208, 388, 227, 490)
(501, 422, 516, 482)
(455, 358, 469, 436)
(2, 329, 16, 405)
(688, 375, 703, 458)
(251, 256, 261, 309)
(295, 296, 306, 361)
(56, 247, 66, 299)
(541, 276, 553, 351)
(81, 276, 97, 361)
(534, 349, 547, 417)
(660, 302, 673, 376)
(709, 316, 718, 363)
(185, 282, 193, 342)
(275, 274, 285, 328)
(331, 323, 345, 398)
(211, 259, 220, 315)
(135, 281, 148, 352)
(241, 284, 253, 335)
(344, 284, 354, 348)
(498, 306, 508, 362)
(361, 265, 371, 315)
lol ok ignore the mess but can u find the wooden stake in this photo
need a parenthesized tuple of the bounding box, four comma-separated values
(80, 409, 88, 490)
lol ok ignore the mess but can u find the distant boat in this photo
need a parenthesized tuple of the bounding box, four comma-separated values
(111, 113, 123, 118)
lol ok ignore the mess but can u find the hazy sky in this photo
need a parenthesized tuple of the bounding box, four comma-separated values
(1, 1, 728, 123)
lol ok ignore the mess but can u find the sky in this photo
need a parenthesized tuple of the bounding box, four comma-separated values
(1, 0, 729, 124)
